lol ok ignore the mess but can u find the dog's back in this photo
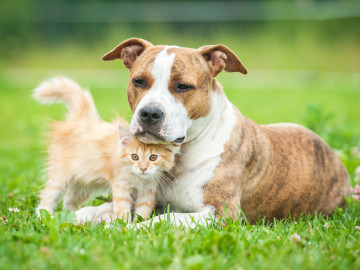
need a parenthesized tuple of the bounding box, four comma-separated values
(240, 122, 350, 223)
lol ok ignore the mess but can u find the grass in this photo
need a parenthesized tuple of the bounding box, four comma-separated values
(1, 71, 360, 270)
(1, 206, 360, 270)
(1, 31, 360, 268)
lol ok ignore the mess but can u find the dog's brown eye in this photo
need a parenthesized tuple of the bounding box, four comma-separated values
(132, 78, 147, 88)
(149, 155, 157, 161)
(175, 83, 194, 93)
(131, 154, 139, 161)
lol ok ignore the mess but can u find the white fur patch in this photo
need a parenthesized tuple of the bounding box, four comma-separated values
(130, 47, 192, 142)
(157, 91, 238, 212)
(133, 206, 216, 229)
(76, 202, 113, 224)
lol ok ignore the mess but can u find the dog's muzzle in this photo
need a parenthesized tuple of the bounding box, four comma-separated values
(132, 100, 189, 144)
(135, 106, 186, 144)
(135, 106, 165, 143)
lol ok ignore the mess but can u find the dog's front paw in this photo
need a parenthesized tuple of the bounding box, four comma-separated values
(75, 203, 114, 225)
(75, 206, 98, 224)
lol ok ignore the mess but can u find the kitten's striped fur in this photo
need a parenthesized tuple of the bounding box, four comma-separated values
(34, 77, 176, 221)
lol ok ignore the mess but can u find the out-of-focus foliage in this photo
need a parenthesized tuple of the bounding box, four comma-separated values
(1, 0, 359, 72)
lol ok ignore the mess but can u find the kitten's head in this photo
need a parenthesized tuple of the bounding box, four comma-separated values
(118, 122, 178, 179)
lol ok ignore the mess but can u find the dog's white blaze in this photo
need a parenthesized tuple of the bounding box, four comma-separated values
(130, 47, 191, 141)
(157, 91, 238, 212)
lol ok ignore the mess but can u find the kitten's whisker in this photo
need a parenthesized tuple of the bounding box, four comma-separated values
(121, 169, 138, 186)
(155, 171, 180, 208)
(161, 171, 176, 192)
(156, 171, 175, 190)
(162, 172, 180, 207)
(159, 174, 174, 188)
(175, 150, 185, 156)
(154, 174, 167, 208)
(121, 170, 134, 179)
(163, 171, 177, 183)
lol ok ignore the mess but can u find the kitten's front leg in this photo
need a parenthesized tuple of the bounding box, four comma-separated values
(36, 180, 66, 216)
(112, 184, 133, 221)
(134, 189, 156, 219)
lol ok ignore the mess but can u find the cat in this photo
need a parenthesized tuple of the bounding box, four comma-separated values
(33, 76, 177, 221)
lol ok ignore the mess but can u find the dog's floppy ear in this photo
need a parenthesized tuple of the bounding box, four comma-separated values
(197, 45, 247, 76)
(102, 38, 153, 69)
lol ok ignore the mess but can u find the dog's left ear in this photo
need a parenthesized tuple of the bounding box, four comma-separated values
(102, 38, 153, 69)
(197, 45, 247, 76)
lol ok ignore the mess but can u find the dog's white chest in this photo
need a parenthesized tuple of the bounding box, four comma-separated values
(165, 157, 222, 212)
(158, 93, 238, 212)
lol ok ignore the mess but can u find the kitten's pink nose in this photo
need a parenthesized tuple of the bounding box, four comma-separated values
(140, 167, 147, 173)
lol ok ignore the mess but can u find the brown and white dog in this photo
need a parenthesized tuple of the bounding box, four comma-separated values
(75, 38, 350, 226)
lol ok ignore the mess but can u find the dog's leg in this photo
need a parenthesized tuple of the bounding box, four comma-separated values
(75, 202, 114, 224)
(132, 206, 216, 229)
(75, 203, 215, 228)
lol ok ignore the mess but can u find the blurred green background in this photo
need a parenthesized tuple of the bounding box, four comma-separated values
(0, 0, 359, 173)
(1, 2, 360, 269)
(1, 0, 359, 120)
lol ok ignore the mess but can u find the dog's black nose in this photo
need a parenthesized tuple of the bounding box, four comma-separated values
(139, 107, 164, 125)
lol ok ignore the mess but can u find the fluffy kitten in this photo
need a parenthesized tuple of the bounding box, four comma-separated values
(33, 77, 177, 221)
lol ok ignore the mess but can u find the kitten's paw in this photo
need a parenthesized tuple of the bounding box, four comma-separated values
(113, 212, 132, 222)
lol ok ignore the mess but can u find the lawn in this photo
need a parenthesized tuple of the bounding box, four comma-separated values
(1, 30, 360, 269)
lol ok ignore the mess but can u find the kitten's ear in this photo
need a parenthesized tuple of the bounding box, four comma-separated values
(117, 122, 131, 145)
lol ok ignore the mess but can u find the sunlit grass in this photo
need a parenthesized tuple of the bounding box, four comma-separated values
(0, 23, 359, 268)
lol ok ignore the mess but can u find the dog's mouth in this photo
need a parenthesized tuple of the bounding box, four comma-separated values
(136, 131, 163, 144)
(135, 131, 185, 145)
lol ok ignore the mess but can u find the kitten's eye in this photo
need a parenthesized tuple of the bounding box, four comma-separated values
(149, 155, 157, 161)
(175, 83, 194, 93)
(132, 78, 147, 88)
(131, 154, 139, 161)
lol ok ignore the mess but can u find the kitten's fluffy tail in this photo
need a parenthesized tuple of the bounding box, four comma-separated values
(33, 76, 99, 121)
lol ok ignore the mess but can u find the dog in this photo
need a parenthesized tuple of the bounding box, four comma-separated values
(75, 38, 350, 226)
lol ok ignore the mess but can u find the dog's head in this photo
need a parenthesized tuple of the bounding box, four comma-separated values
(103, 38, 247, 144)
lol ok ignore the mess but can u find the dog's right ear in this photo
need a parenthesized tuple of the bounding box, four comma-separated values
(102, 38, 153, 69)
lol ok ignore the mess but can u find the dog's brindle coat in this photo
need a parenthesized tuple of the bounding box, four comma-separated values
(75, 38, 349, 225)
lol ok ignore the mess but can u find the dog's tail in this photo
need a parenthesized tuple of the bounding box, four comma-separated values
(33, 76, 99, 121)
